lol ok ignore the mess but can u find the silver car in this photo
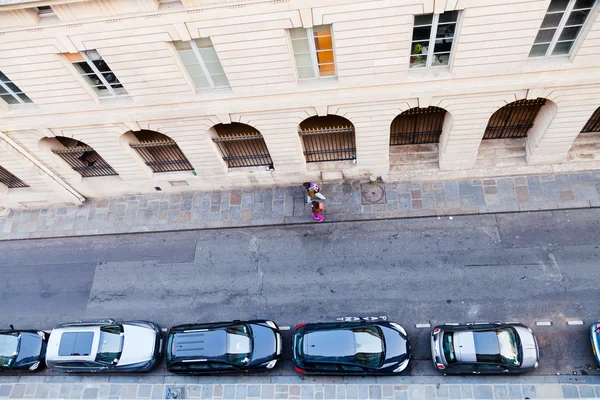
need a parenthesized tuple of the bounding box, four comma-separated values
(430, 322, 539, 374)
(46, 319, 163, 373)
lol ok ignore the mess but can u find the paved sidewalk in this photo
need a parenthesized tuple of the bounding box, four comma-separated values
(2, 171, 600, 240)
(0, 374, 599, 399)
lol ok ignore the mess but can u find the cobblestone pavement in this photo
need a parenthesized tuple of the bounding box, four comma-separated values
(2, 171, 600, 240)
(0, 375, 599, 399)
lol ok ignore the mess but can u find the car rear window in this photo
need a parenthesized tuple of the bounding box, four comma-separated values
(224, 325, 252, 366)
(442, 332, 457, 364)
(0, 333, 19, 368)
(95, 326, 124, 365)
(352, 326, 384, 367)
(474, 328, 518, 367)
(58, 332, 94, 357)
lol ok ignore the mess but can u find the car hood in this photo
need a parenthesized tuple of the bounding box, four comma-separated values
(381, 327, 409, 365)
(14, 333, 43, 367)
(249, 324, 277, 365)
(514, 326, 538, 368)
(118, 325, 156, 366)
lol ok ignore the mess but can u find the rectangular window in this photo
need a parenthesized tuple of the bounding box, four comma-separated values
(65, 50, 127, 98)
(174, 38, 230, 90)
(0, 71, 33, 105)
(289, 25, 336, 79)
(36, 6, 54, 15)
(410, 11, 459, 69)
(529, 0, 597, 57)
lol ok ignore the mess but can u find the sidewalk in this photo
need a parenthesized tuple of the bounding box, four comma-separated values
(0, 374, 599, 399)
(1, 171, 600, 240)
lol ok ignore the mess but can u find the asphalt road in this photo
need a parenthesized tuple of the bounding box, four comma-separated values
(1, 209, 599, 377)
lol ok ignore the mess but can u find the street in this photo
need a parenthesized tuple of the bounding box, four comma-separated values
(1, 208, 599, 378)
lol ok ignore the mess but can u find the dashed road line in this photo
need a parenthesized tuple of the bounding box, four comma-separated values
(415, 323, 431, 328)
(279, 326, 291, 331)
(567, 320, 584, 326)
(161, 328, 168, 332)
(445, 322, 459, 326)
(536, 321, 552, 326)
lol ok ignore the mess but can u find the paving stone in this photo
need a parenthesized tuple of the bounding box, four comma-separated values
(562, 385, 580, 399)
(23, 384, 36, 397)
(436, 385, 449, 399)
(473, 385, 493, 399)
(358, 385, 368, 400)
(262, 385, 275, 400)
(82, 387, 99, 399)
(577, 385, 595, 399)
(137, 384, 152, 398)
(0, 386, 11, 397)
(203, 385, 215, 399)
(382, 385, 393, 399)
(9, 384, 25, 399)
(460, 385, 473, 400)
(516, 186, 530, 202)
(393, 390, 407, 400)
(537, 384, 563, 399)
(223, 385, 236, 399)
(336, 385, 346, 399)
(236, 385, 247, 400)
(494, 385, 509, 400)
(247, 385, 261, 399)
(449, 386, 462, 400)
(346, 386, 358, 400)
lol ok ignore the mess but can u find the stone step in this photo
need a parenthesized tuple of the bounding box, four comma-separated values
(571, 131, 600, 145)
(389, 143, 438, 154)
(390, 152, 439, 165)
(477, 147, 527, 159)
(474, 157, 527, 168)
(389, 162, 440, 173)
(566, 152, 600, 162)
(478, 138, 526, 149)
(569, 141, 600, 152)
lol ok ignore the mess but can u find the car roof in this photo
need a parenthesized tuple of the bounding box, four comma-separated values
(304, 330, 355, 357)
(47, 326, 100, 361)
(172, 329, 227, 359)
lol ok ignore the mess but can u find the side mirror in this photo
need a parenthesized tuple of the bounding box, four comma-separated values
(9, 325, 14, 331)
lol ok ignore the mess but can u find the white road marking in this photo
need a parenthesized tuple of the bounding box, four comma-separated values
(536, 321, 552, 326)
(415, 323, 431, 328)
(567, 320, 584, 326)
(279, 326, 291, 331)
(445, 322, 459, 326)
(505, 321, 520, 324)
(161, 328, 168, 332)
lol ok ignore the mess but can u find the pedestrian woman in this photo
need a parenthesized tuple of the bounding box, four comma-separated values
(311, 200, 324, 222)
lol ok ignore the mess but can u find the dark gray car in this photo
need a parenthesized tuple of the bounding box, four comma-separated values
(430, 323, 539, 374)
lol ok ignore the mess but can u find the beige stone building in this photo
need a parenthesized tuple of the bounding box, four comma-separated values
(0, 0, 600, 208)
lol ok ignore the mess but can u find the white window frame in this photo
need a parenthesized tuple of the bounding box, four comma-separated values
(530, 0, 598, 58)
(174, 39, 230, 90)
(410, 12, 459, 69)
(0, 72, 32, 106)
(290, 25, 337, 80)
(74, 51, 127, 99)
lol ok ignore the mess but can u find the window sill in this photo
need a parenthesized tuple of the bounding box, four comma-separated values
(406, 67, 453, 82)
(297, 77, 339, 89)
(523, 56, 572, 72)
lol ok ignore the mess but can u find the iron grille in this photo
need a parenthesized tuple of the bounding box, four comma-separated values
(130, 139, 194, 173)
(299, 126, 356, 163)
(390, 106, 446, 145)
(581, 107, 600, 133)
(52, 146, 118, 178)
(483, 98, 546, 140)
(0, 165, 28, 188)
(212, 133, 273, 168)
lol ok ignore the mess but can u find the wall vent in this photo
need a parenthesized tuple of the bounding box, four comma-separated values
(145, 13, 161, 18)
(169, 180, 189, 187)
(186, 8, 202, 13)
(104, 18, 121, 23)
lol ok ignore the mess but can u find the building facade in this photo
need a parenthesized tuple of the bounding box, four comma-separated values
(0, 0, 600, 208)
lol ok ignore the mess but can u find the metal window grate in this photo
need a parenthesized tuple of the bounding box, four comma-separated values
(52, 146, 118, 178)
(483, 98, 547, 140)
(0, 165, 28, 188)
(130, 139, 194, 173)
(212, 131, 273, 168)
(581, 107, 600, 133)
(299, 125, 356, 163)
(390, 106, 447, 145)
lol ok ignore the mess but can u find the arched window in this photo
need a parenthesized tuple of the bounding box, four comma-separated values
(211, 123, 273, 168)
(483, 98, 547, 139)
(581, 106, 600, 133)
(298, 115, 356, 163)
(50, 136, 118, 177)
(128, 130, 193, 173)
(390, 106, 448, 145)
(0, 165, 28, 188)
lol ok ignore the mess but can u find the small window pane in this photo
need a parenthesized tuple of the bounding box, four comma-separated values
(312, 25, 331, 37)
(316, 49, 334, 65)
(434, 38, 453, 53)
(194, 37, 213, 48)
(191, 74, 210, 89)
(438, 10, 459, 23)
(294, 53, 314, 68)
(548, 0, 570, 12)
(18, 93, 32, 103)
(0, 86, 7, 94)
(566, 9, 590, 25)
(534, 29, 557, 43)
(411, 41, 429, 55)
(5, 83, 19, 93)
(0, 94, 18, 104)
(297, 66, 315, 79)
(410, 56, 427, 68)
(541, 12, 564, 28)
(432, 53, 450, 66)
(92, 60, 111, 72)
(436, 23, 455, 39)
(178, 49, 198, 65)
(289, 28, 308, 39)
(412, 26, 432, 41)
(574, 0, 595, 8)
(0, 71, 8, 82)
(198, 48, 219, 63)
(184, 63, 206, 78)
(314, 35, 333, 51)
(211, 74, 230, 87)
(174, 41, 192, 51)
(414, 14, 433, 26)
(102, 73, 120, 85)
(73, 62, 94, 75)
(292, 38, 311, 54)
(529, 43, 550, 57)
(205, 61, 225, 75)
(552, 40, 575, 54)
(318, 63, 336, 76)
(559, 25, 582, 40)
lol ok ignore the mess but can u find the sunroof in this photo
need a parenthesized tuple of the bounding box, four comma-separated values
(58, 332, 94, 356)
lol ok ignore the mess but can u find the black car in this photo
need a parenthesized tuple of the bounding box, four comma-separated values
(46, 319, 163, 373)
(0, 325, 48, 372)
(292, 321, 410, 375)
(430, 323, 539, 374)
(166, 320, 282, 374)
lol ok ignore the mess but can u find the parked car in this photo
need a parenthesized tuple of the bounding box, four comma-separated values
(0, 325, 48, 372)
(46, 319, 163, 372)
(430, 322, 539, 374)
(166, 320, 281, 374)
(292, 321, 410, 375)
(591, 321, 600, 366)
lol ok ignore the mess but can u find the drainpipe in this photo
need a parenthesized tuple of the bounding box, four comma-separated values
(0, 131, 85, 204)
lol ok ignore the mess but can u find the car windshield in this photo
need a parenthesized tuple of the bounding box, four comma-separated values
(474, 328, 519, 367)
(442, 332, 457, 364)
(352, 326, 384, 367)
(224, 325, 252, 366)
(95, 326, 124, 365)
(0, 333, 19, 368)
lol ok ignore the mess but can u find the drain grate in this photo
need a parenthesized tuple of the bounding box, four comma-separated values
(360, 183, 386, 205)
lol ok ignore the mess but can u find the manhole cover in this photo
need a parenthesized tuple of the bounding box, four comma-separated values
(361, 183, 386, 205)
